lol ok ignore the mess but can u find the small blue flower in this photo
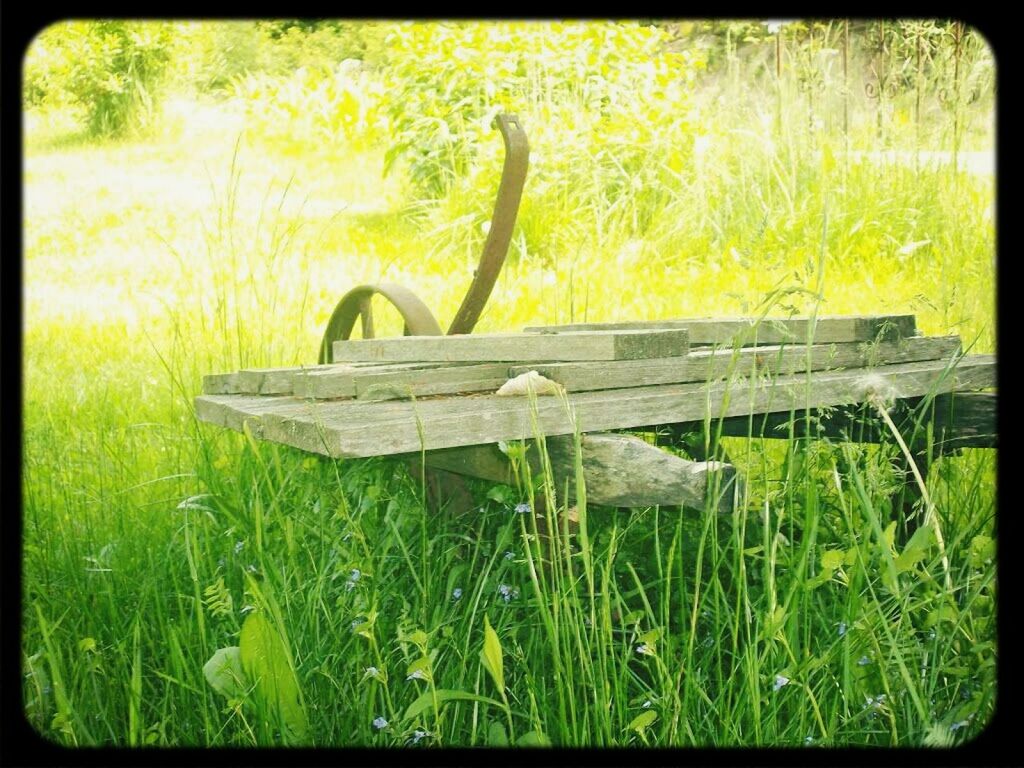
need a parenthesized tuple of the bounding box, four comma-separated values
(410, 728, 431, 744)
(365, 666, 379, 678)
(407, 669, 427, 681)
(837, 622, 847, 637)
(804, 735, 814, 745)
(950, 718, 971, 732)
(636, 643, 651, 656)
(857, 655, 871, 666)
(350, 568, 361, 582)
(452, 587, 463, 601)
(773, 675, 790, 691)
(234, 540, 245, 555)
(497, 584, 518, 602)
(514, 502, 531, 514)
(372, 716, 388, 730)
(642, 700, 652, 709)
(504, 550, 514, 560)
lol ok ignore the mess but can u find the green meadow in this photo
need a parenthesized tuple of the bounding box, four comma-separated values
(21, 20, 995, 747)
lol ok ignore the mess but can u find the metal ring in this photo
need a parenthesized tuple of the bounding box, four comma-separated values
(318, 282, 443, 363)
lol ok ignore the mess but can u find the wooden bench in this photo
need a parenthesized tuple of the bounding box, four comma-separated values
(195, 117, 995, 523)
(195, 316, 996, 518)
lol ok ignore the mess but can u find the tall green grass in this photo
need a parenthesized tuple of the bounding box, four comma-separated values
(22, 21, 995, 747)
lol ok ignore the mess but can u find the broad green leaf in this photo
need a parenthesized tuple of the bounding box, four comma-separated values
(882, 521, 897, 552)
(821, 550, 845, 572)
(894, 545, 927, 573)
(240, 613, 309, 745)
(925, 603, 959, 628)
(403, 689, 505, 722)
(905, 521, 936, 553)
(487, 721, 509, 746)
(969, 535, 995, 568)
(516, 730, 552, 746)
(487, 485, 515, 504)
(406, 656, 432, 683)
(203, 646, 246, 699)
(638, 628, 662, 646)
(480, 614, 505, 693)
(627, 709, 658, 732)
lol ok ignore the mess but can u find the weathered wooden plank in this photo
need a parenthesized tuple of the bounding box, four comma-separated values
(931, 391, 997, 450)
(202, 372, 241, 395)
(665, 391, 996, 450)
(509, 336, 959, 393)
(296, 362, 511, 400)
(204, 361, 471, 396)
(418, 434, 739, 512)
(547, 434, 739, 512)
(194, 355, 994, 459)
(235, 366, 338, 395)
(331, 328, 690, 363)
(524, 315, 916, 345)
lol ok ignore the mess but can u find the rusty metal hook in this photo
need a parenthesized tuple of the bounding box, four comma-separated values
(446, 114, 530, 335)
(318, 114, 530, 362)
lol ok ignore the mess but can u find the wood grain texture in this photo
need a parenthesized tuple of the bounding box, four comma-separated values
(331, 328, 690, 363)
(194, 355, 994, 459)
(419, 434, 738, 512)
(300, 362, 510, 400)
(509, 336, 959, 392)
(525, 315, 916, 345)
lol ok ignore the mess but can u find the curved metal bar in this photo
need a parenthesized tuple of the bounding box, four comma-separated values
(318, 282, 443, 364)
(446, 114, 530, 336)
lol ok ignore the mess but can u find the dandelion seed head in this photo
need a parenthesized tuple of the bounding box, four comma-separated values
(856, 373, 902, 411)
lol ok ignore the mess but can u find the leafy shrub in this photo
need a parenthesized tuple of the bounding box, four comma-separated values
(24, 21, 174, 137)
(378, 21, 704, 263)
(232, 60, 389, 151)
